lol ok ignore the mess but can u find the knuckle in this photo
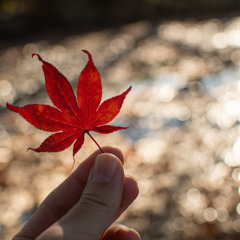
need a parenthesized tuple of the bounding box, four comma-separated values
(42, 198, 69, 219)
(79, 184, 117, 216)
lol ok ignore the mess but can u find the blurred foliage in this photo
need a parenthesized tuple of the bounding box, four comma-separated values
(1, 0, 240, 41)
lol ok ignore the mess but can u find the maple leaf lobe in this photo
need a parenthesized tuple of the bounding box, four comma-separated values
(77, 50, 102, 128)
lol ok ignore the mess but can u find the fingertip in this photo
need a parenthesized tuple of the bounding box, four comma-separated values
(101, 146, 124, 164)
(120, 226, 140, 240)
(102, 225, 140, 240)
(90, 153, 123, 183)
(116, 176, 139, 219)
(71, 146, 124, 183)
(125, 176, 139, 198)
(128, 230, 141, 240)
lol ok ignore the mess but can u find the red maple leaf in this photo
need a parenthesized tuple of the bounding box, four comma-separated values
(7, 50, 131, 157)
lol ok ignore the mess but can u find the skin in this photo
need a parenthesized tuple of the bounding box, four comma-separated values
(12, 146, 140, 240)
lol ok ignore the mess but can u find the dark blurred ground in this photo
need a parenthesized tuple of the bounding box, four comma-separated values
(1, 1, 240, 240)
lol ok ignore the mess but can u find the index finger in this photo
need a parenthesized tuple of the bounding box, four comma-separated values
(14, 146, 124, 240)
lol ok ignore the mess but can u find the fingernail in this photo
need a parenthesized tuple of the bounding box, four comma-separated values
(91, 153, 117, 182)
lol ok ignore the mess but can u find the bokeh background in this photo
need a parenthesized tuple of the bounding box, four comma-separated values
(1, 0, 240, 239)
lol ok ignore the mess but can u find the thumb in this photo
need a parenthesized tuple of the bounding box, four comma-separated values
(61, 153, 124, 239)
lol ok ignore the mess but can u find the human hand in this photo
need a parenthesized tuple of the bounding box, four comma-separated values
(13, 147, 140, 240)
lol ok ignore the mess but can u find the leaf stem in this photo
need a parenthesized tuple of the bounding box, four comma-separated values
(86, 131, 104, 153)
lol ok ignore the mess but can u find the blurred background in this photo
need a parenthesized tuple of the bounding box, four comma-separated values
(1, 0, 240, 239)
